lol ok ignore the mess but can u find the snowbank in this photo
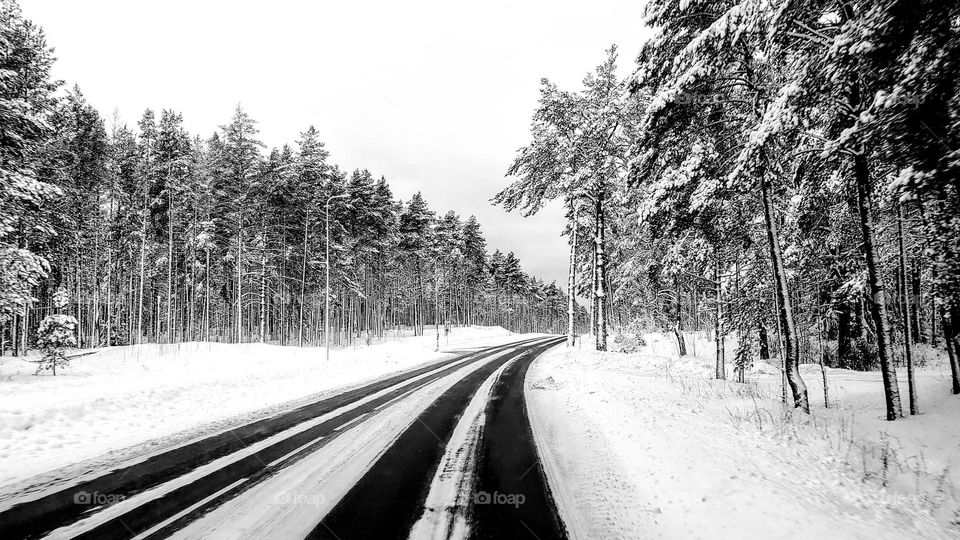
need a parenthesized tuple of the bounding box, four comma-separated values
(0, 325, 516, 497)
(527, 343, 957, 539)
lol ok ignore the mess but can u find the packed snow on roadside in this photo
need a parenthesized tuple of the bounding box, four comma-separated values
(0, 325, 516, 498)
(527, 332, 959, 539)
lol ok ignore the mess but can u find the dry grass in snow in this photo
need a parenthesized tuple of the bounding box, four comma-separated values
(527, 333, 959, 539)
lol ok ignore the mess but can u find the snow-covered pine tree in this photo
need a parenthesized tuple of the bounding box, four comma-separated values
(36, 288, 77, 375)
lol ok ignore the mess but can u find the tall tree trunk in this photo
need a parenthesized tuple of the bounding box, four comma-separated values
(204, 249, 211, 342)
(818, 312, 830, 408)
(760, 173, 809, 412)
(897, 205, 918, 414)
(106, 241, 112, 348)
(299, 211, 309, 346)
(435, 262, 441, 351)
(236, 209, 243, 344)
(594, 187, 607, 351)
(930, 290, 939, 347)
(567, 204, 578, 347)
(137, 193, 147, 346)
(853, 153, 902, 420)
(943, 308, 960, 395)
(910, 259, 922, 343)
(715, 254, 725, 379)
(836, 302, 853, 368)
(167, 190, 174, 344)
(260, 227, 267, 344)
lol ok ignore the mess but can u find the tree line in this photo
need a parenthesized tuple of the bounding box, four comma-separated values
(497, 0, 959, 420)
(0, 0, 586, 357)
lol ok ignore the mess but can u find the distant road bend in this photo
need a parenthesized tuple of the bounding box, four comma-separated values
(0, 335, 568, 540)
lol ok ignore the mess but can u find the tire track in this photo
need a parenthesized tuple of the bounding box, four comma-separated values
(306, 337, 564, 540)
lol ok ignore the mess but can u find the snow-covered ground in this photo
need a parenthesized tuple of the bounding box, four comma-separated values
(528, 332, 959, 539)
(0, 325, 516, 499)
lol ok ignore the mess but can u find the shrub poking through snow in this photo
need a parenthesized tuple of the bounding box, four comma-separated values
(36, 288, 77, 375)
(612, 319, 650, 353)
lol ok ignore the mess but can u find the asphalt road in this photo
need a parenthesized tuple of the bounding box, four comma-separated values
(309, 336, 566, 540)
(0, 335, 567, 540)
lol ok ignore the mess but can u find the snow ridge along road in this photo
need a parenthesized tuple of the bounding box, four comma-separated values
(0, 336, 548, 540)
(309, 336, 567, 540)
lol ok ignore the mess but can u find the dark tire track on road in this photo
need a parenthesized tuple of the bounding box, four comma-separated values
(307, 336, 564, 540)
(471, 338, 568, 539)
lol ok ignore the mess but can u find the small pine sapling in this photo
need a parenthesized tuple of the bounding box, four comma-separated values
(36, 288, 77, 375)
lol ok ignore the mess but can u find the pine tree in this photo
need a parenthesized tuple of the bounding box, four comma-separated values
(0, 0, 59, 354)
(217, 106, 264, 343)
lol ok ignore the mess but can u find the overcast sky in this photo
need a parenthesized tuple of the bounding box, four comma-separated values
(22, 0, 651, 289)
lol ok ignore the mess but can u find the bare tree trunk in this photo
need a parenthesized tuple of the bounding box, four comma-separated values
(853, 154, 902, 420)
(897, 205, 918, 415)
(761, 173, 809, 412)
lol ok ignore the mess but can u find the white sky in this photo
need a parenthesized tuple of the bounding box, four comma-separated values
(22, 0, 651, 289)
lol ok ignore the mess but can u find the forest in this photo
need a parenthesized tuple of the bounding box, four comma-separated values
(496, 0, 960, 420)
(4, 0, 960, 424)
(0, 1, 583, 359)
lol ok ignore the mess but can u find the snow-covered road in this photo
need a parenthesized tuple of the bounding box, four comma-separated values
(0, 335, 568, 540)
